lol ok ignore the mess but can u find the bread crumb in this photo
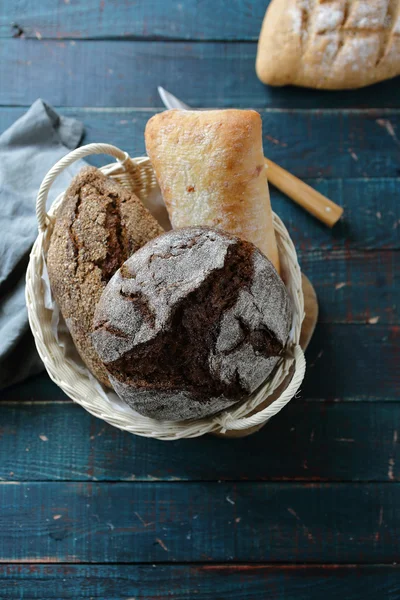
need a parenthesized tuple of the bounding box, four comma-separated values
(348, 148, 359, 161)
(368, 316, 380, 324)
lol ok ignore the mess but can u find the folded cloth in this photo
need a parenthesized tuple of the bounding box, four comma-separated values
(0, 100, 86, 389)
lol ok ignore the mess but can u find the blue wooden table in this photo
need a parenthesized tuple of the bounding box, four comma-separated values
(0, 1, 399, 598)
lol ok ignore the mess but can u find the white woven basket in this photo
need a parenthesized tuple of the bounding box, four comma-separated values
(26, 143, 305, 440)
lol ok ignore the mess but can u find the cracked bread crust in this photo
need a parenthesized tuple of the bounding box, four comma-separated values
(46, 166, 163, 387)
(92, 227, 291, 420)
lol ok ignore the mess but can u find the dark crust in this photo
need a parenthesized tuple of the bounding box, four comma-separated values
(46, 166, 163, 387)
(93, 195, 127, 282)
(103, 236, 285, 401)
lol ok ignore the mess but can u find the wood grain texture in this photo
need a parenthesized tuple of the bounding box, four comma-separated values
(299, 251, 399, 324)
(1, 0, 269, 41)
(303, 324, 400, 401)
(1, 107, 399, 179)
(265, 158, 344, 227)
(1, 107, 399, 249)
(0, 378, 68, 402)
(0, 482, 398, 563)
(0, 108, 400, 252)
(276, 179, 400, 252)
(0, 0, 398, 593)
(0, 401, 398, 482)
(0, 564, 399, 599)
(1, 40, 400, 108)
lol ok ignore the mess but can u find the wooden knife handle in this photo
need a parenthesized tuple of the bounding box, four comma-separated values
(265, 158, 343, 228)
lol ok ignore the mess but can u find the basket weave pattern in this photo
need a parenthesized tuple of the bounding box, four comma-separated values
(26, 144, 305, 440)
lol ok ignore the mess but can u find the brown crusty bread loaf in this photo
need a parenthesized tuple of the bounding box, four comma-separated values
(92, 227, 291, 420)
(47, 166, 163, 387)
(256, 0, 400, 89)
(145, 109, 280, 274)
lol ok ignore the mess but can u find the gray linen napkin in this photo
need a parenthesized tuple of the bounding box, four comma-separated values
(0, 100, 85, 389)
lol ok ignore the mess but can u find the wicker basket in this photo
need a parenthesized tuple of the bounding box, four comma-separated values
(26, 143, 306, 440)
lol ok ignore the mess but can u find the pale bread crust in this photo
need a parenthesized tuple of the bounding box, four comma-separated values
(256, 0, 400, 90)
(145, 109, 280, 273)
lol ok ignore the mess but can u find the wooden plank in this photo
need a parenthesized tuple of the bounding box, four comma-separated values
(299, 251, 400, 324)
(1, 40, 400, 108)
(1, 0, 269, 41)
(0, 323, 399, 403)
(273, 178, 400, 252)
(0, 482, 398, 563)
(1, 106, 399, 179)
(0, 401, 398, 482)
(303, 324, 400, 401)
(1, 109, 400, 252)
(0, 564, 399, 599)
(0, 375, 68, 402)
(0, 108, 400, 251)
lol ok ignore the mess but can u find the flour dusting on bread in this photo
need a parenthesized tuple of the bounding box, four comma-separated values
(257, 0, 400, 89)
(145, 109, 280, 273)
(92, 228, 291, 420)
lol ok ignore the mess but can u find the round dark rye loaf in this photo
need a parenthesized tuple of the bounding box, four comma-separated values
(92, 227, 292, 419)
(47, 166, 163, 387)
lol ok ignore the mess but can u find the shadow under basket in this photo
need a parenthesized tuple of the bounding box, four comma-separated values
(26, 143, 306, 440)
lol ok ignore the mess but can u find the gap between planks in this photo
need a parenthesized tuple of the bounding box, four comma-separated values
(1, 105, 400, 115)
(0, 479, 397, 484)
(0, 561, 398, 567)
(8, 36, 262, 43)
(0, 481, 398, 485)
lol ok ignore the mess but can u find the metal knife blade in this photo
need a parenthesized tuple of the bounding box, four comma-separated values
(158, 86, 191, 110)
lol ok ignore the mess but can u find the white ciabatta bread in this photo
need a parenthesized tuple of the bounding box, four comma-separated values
(256, 0, 400, 90)
(145, 109, 280, 273)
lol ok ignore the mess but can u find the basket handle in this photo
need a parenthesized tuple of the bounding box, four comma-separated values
(36, 143, 131, 232)
(216, 344, 306, 432)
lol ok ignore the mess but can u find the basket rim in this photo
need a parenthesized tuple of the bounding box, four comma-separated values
(26, 152, 305, 440)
